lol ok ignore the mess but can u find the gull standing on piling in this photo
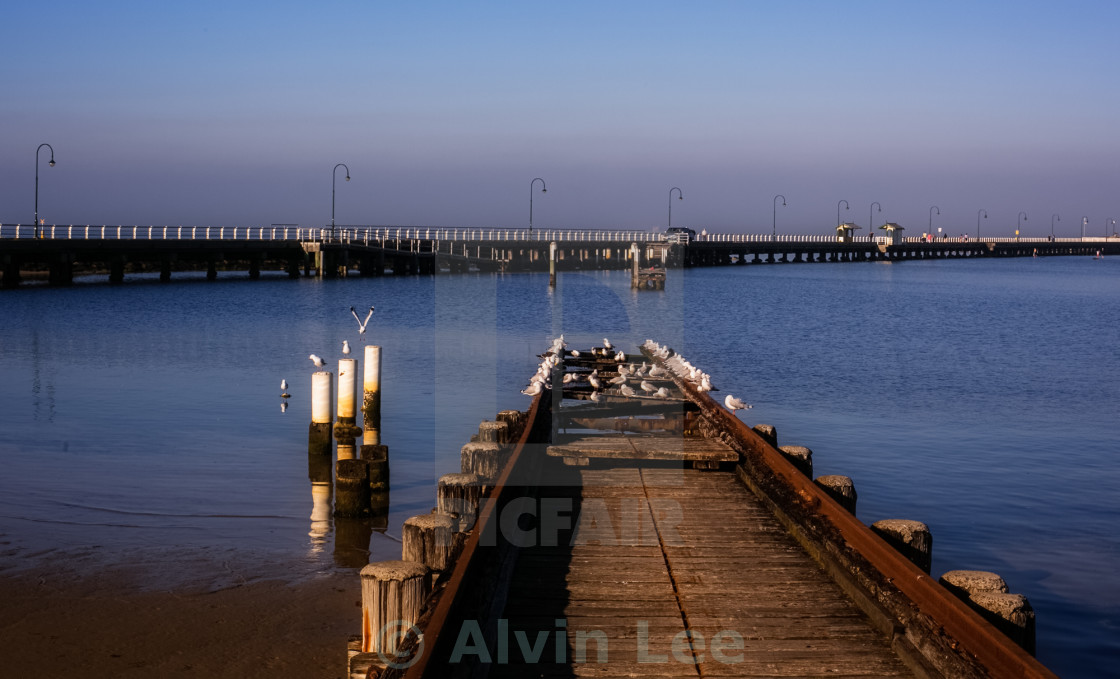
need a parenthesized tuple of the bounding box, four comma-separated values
(350, 305, 375, 339)
(309, 354, 326, 368)
(342, 340, 351, 355)
(281, 379, 291, 398)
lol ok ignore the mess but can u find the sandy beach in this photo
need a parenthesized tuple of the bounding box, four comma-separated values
(0, 565, 359, 678)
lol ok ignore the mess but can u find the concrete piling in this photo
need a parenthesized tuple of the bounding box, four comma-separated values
(308, 371, 333, 456)
(337, 357, 358, 426)
(778, 445, 813, 477)
(360, 560, 430, 656)
(870, 519, 932, 573)
(814, 475, 857, 513)
(437, 472, 483, 532)
(335, 459, 370, 518)
(402, 512, 458, 573)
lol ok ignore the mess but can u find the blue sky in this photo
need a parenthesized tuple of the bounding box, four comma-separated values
(3, 1, 1119, 236)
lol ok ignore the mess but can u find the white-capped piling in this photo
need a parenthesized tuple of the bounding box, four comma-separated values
(335, 459, 370, 518)
(363, 345, 382, 415)
(402, 512, 458, 574)
(437, 472, 483, 532)
(549, 241, 558, 287)
(814, 474, 857, 513)
(337, 357, 358, 425)
(360, 560, 429, 656)
(870, 519, 932, 574)
(779, 445, 813, 477)
(308, 371, 333, 456)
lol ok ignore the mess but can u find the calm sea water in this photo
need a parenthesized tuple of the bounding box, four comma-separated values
(1, 257, 1117, 677)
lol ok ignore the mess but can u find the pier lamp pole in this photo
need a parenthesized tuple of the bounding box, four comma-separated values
(869, 202, 881, 242)
(837, 199, 849, 230)
(668, 187, 683, 229)
(772, 194, 786, 242)
(35, 143, 56, 239)
(1051, 214, 1060, 239)
(1082, 216, 1088, 240)
(1106, 218, 1115, 238)
(929, 206, 940, 238)
(1017, 211, 1027, 241)
(529, 177, 546, 232)
(331, 163, 350, 239)
(977, 209, 987, 239)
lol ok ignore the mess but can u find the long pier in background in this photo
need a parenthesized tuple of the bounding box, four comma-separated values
(2, 223, 1117, 287)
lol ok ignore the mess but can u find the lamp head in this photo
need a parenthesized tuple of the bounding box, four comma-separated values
(49, 159, 55, 167)
(541, 187, 546, 193)
(345, 175, 350, 181)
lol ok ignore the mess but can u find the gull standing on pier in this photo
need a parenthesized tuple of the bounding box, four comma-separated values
(724, 394, 752, 411)
(350, 305, 375, 338)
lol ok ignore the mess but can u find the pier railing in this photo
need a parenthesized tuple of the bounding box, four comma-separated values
(3, 223, 1114, 245)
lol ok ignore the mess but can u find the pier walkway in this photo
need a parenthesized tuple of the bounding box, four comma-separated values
(494, 465, 912, 677)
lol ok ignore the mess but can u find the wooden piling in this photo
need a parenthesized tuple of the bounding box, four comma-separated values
(437, 473, 483, 532)
(477, 419, 510, 444)
(363, 345, 382, 415)
(752, 423, 778, 447)
(968, 592, 1036, 655)
(361, 442, 390, 493)
(938, 569, 1009, 599)
(870, 519, 932, 573)
(460, 441, 505, 482)
(814, 474, 857, 513)
(360, 560, 430, 656)
(308, 371, 333, 456)
(549, 241, 557, 287)
(779, 445, 813, 477)
(335, 459, 370, 518)
(402, 513, 458, 573)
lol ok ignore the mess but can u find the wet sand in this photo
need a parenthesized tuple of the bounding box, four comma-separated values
(0, 567, 359, 678)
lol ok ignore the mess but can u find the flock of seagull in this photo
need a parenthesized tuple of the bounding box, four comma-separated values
(522, 336, 752, 412)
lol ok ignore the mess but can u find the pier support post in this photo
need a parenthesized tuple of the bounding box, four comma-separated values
(437, 473, 483, 532)
(549, 241, 558, 286)
(778, 445, 813, 477)
(477, 419, 510, 444)
(360, 561, 430, 655)
(402, 513, 458, 574)
(752, 424, 777, 448)
(335, 357, 360, 436)
(363, 345, 382, 415)
(938, 570, 1008, 599)
(967, 592, 1036, 655)
(870, 519, 932, 573)
(335, 459, 370, 518)
(461, 441, 505, 483)
(814, 475, 857, 513)
(308, 371, 333, 456)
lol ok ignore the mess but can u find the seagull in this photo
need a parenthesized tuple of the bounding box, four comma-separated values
(342, 340, 351, 355)
(614, 350, 626, 362)
(603, 338, 613, 351)
(588, 372, 602, 390)
(280, 379, 291, 398)
(609, 375, 628, 385)
(724, 394, 752, 411)
(309, 354, 326, 368)
(570, 349, 580, 358)
(522, 382, 544, 396)
(619, 384, 636, 397)
(589, 391, 603, 403)
(640, 380, 657, 395)
(654, 387, 670, 398)
(350, 306, 375, 338)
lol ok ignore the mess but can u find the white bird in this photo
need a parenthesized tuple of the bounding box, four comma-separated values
(589, 391, 603, 403)
(649, 365, 666, 378)
(619, 384, 636, 397)
(588, 372, 602, 390)
(609, 375, 628, 385)
(280, 379, 291, 398)
(350, 306, 375, 338)
(640, 380, 657, 394)
(618, 364, 630, 376)
(614, 350, 626, 362)
(724, 394, 752, 411)
(342, 340, 351, 355)
(309, 354, 326, 368)
(562, 373, 578, 384)
(522, 382, 544, 396)
(603, 337, 613, 350)
(570, 349, 581, 357)
(698, 375, 713, 392)
(655, 387, 670, 398)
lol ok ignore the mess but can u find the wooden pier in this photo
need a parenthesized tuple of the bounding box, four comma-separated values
(352, 340, 1057, 679)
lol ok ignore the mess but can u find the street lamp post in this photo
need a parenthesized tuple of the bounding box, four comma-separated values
(837, 199, 849, 229)
(869, 202, 881, 242)
(331, 163, 350, 238)
(1082, 216, 1088, 240)
(977, 209, 987, 239)
(1017, 211, 1027, 241)
(1051, 214, 1060, 240)
(668, 187, 683, 229)
(1106, 218, 1116, 238)
(929, 206, 940, 239)
(529, 177, 547, 232)
(35, 143, 56, 238)
(772, 194, 786, 241)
